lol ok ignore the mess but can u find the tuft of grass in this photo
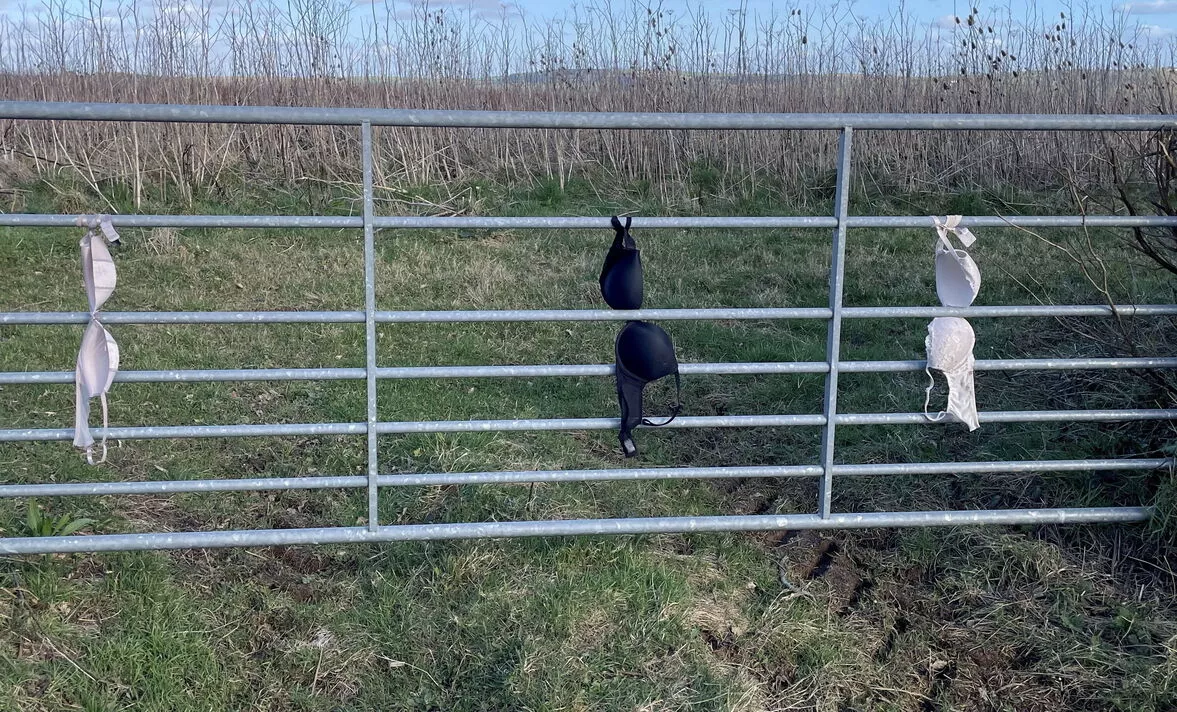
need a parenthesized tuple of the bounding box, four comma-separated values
(22, 500, 96, 538)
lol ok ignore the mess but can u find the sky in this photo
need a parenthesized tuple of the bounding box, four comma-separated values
(2, 0, 1175, 31)
(2, 0, 1176, 56)
(455, 0, 1177, 38)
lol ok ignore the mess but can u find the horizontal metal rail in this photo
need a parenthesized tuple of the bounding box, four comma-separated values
(0, 311, 368, 325)
(4, 101, 1177, 131)
(1, 422, 368, 441)
(0, 214, 362, 228)
(835, 459, 1174, 476)
(0, 507, 1152, 555)
(0, 459, 1167, 499)
(5, 213, 1177, 229)
(5, 304, 1176, 326)
(0, 367, 370, 384)
(4, 357, 1175, 386)
(840, 305, 1177, 318)
(0, 465, 823, 498)
(847, 216, 1177, 229)
(3, 410, 1174, 443)
(832, 409, 1177, 425)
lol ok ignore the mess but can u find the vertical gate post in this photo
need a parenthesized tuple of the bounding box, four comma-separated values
(818, 127, 854, 518)
(362, 121, 380, 531)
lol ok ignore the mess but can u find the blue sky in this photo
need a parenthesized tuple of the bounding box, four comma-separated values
(1, 0, 1172, 27)
(3, 0, 1175, 43)
(495, 0, 1177, 37)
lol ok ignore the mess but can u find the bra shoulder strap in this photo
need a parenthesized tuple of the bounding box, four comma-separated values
(610, 215, 636, 250)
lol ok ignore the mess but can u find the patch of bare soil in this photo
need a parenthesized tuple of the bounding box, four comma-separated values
(700, 517, 1177, 712)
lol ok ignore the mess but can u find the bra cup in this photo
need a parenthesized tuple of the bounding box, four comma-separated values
(74, 319, 119, 449)
(601, 249, 644, 310)
(925, 317, 975, 374)
(82, 231, 118, 313)
(616, 321, 677, 382)
(76, 320, 114, 397)
(924, 317, 980, 431)
(935, 246, 981, 307)
(600, 216, 643, 310)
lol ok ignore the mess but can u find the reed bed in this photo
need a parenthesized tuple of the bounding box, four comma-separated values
(0, 0, 1174, 202)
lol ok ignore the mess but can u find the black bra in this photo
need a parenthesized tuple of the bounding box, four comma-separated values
(599, 216, 681, 457)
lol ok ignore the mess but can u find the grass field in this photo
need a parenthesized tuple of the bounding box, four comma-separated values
(2, 176, 1176, 711)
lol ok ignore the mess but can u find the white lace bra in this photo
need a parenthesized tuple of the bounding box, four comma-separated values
(924, 216, 981, 431)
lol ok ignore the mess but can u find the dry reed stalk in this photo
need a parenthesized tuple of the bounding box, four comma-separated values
(0, 1, 1172, 197)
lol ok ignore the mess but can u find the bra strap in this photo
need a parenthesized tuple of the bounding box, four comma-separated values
(922, 366, 949, 423)
(932, 214, 977, 252)
(610, 215, 635, 250)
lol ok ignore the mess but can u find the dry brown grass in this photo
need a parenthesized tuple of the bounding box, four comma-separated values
(143, 227, 181, 256)
(0, 2, 1174, 201)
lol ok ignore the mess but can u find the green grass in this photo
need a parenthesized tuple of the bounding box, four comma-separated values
(1, 174, 1176, 710)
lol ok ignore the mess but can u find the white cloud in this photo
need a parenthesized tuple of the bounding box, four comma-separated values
(1140, 22, 1177, 37)
(932, 14, 958, 30)
(1121, 1, 1177, 14)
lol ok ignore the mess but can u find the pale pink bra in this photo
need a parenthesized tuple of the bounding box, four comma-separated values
(73, 216, 121, 464)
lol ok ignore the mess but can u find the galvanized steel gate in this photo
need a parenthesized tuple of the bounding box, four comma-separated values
(1, 103, 1176, 554)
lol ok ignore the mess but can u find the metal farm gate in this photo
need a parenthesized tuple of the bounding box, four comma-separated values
(1, 102, 1175, 554)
